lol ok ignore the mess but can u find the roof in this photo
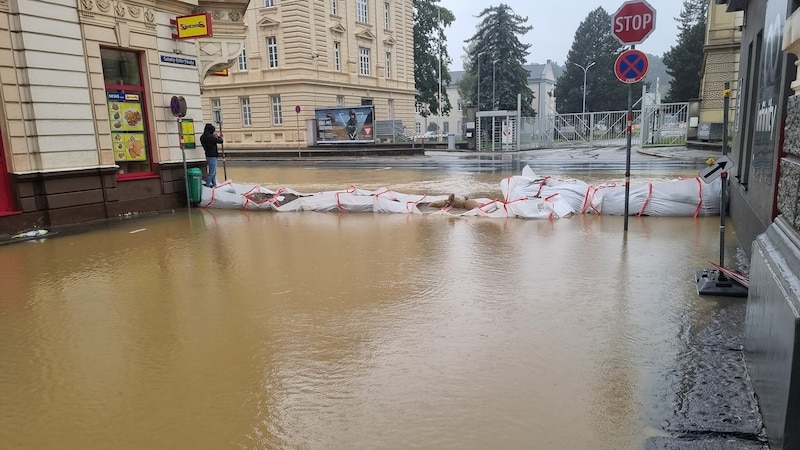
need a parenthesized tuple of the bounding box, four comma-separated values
(448, 62, 556, 88)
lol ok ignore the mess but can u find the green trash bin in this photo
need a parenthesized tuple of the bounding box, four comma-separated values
(187, 167, 203, 204)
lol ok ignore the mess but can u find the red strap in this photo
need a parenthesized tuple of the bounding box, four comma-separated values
(693, 177, 703, 218)
(637, 183, 652, 216)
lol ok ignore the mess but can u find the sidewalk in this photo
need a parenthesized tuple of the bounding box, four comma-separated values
(637, 145, 724, 163)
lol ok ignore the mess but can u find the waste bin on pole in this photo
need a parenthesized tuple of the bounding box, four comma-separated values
(187, 168, 203, 205)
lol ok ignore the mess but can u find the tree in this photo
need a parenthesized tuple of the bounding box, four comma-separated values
(413, 0, 455, 118)
(555, 7, 631, 114)
(461, 4, 536, 116)
(663, 0, 707, 102)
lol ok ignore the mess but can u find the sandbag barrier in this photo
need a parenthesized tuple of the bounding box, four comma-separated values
(199, 165, 722, 220)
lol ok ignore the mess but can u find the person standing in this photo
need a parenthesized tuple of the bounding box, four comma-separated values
(200, 123, 223, 187)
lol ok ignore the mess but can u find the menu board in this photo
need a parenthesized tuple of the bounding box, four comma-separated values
(107, 91, 148, 162)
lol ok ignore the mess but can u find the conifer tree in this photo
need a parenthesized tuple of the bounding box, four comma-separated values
(463, 4, 535, 116)
(413, 0, 455, 117)
(663, 0, 707, 102)
(556, 7, 631, 114)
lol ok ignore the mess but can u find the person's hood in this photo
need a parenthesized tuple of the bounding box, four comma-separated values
(204, 123, 216, 134)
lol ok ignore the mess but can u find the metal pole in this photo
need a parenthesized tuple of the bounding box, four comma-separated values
(492, 59, 498, 111)
(719, 82, 731, 267)
(437, 7, 442, 140)
(179, 117, 190, 209)
(623, 51, 633, 231)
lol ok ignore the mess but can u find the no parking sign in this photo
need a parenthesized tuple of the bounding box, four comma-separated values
(614, 49, 649, 84)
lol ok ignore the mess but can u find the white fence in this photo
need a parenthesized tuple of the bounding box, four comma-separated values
(474, 102, 689, 151)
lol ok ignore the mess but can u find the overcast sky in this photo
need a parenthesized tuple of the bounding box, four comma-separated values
(437, 0, 684, 71)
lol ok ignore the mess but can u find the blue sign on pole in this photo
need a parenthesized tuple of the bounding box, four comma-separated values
(614, 49, 649, 84)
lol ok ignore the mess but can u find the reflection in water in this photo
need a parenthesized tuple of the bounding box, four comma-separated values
(0, 166, 737, 449)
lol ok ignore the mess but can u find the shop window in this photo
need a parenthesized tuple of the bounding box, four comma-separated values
(101, 48, 151, 177)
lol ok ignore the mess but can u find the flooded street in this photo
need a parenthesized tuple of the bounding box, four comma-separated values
(0, 157, 749, 449)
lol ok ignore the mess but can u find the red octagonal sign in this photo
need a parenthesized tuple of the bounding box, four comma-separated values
(612, 0, 656, 45)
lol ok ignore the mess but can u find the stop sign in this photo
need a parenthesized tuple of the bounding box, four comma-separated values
(612, 0, 656, 45)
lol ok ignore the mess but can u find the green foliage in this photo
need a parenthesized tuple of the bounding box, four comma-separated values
(413, 0, 455, 117)
(462, 4, 536, 116)
(556, 7, 636, 114)
(663, 0, 707, 102)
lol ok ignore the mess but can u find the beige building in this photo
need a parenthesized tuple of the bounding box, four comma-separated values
(201, 0, 417, 148)
(0, 0, 249, 234)
(698, 0, 743, 124)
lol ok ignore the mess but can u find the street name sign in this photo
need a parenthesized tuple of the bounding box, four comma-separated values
(612, 0, 656, 45)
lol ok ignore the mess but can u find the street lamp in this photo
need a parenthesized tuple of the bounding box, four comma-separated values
(476, 51, 485, 113)
(492, 59, 500, 110)
(572, 61, 595, 116)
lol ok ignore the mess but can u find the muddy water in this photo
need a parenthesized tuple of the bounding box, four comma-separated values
(0, 165, 742, 449)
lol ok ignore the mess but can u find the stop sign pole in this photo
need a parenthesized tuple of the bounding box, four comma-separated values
(612, 0, 655, 231)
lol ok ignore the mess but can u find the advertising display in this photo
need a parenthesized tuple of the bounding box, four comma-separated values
(315, 106, 374, 144)
(181, 119, 196, 149)
(108, 91, 148, 162)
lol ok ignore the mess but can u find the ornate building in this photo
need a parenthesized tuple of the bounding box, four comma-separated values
(698, 0, 743, 125)
(200, 0, 417, 149)
(0, 0, 249, 234)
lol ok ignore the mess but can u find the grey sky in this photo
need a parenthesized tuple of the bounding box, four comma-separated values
(438, 0, 684, 71)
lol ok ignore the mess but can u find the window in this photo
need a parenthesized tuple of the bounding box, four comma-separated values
(357, 0, 368, 23)
(264, 0, 274, 6)
(387, 99, 394, 118)
(384, 3, 390, 29)
(385, 52, 392, 78)
(241, 97, 252, 126)
(443, 122, 450, 133)
(238, 44, 247, 71)
(272, 96, 283, 125)
(101, 48, 151, 177)
(336, 95, 344, 107)
(333, 41, 341, 71)
(457, 120, 462, 134)
(415, 103, 423, 114)
(331, 0, 338, 15)
(457, 100, 463, 112)
(267, 36, 278, 68)
(211, 98, 221, 124)
(359, 47, 370, 75)
(415, 122, 422, 134)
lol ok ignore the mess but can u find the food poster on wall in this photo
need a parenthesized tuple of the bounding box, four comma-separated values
(181, 119, 196, 149)
(107, 91, 148, 162)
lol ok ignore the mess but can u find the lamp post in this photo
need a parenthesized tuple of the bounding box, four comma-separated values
(572, 61, 595, 116)
(476, 51, 485, 113)
(492, 59, 500, 110)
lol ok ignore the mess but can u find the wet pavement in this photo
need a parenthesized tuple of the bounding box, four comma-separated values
(0, 144, 771, 448)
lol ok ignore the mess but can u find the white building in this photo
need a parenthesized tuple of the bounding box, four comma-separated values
(414, 61, 559, 138)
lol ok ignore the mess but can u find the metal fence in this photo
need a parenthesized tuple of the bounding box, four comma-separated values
(474, 102, 689, 151)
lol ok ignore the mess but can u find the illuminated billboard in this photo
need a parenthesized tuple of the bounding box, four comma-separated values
(315, 106, 374, 144)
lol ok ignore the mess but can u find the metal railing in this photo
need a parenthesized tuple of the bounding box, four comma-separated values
(474, 102, 689, 151)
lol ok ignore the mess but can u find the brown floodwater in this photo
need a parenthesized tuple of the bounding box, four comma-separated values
(0, 164, 743, 449)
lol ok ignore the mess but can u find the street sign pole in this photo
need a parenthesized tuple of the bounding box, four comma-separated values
(623, 47, 634, 232)
(696, 81, 747, 297)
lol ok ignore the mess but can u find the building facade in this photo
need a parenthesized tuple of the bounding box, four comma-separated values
(200, 0, 417, 148)
(697, 1, 743, 127)
(0, 0, 248, 234)
(715, 0, 800, 448)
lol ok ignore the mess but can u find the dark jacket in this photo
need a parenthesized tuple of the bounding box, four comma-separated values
(200, 123, 223, 157)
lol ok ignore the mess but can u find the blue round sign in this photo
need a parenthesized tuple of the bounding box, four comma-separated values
(614, 49, 649, 84)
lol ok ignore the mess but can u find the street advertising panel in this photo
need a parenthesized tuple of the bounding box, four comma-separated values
(315, 106, 374, 144)
(108, 91, 148, 162)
